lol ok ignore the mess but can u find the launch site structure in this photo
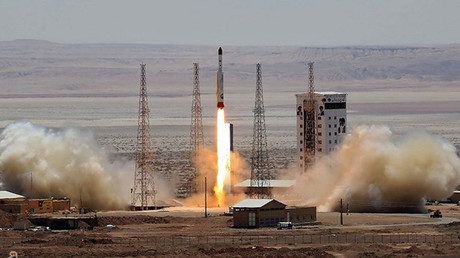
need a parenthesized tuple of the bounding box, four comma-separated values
(177, 63, 204, 198)
(296, 63, 347, 172)
(250, 63, 272, 198)
(131, 64, 157, 210)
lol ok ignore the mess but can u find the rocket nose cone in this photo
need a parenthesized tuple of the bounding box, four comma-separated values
(218, 47, 222, 55)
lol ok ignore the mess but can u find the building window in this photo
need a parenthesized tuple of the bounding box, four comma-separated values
(318, 116, 322, 120)
(329, 140, 332, 144)
(334, 116, 337, 120)
(300, 117, 303, 120)
(300, 132, 303, 136)
(318, 148, 322, 152)
(328, 124, 331, 128)
(335, 140, 337, 144)
(318, 124, 322, 128)
(318, 140, 322, 144)
(300, 124, 302, 128)
(300, 156, 303, 160)
(300, 148, 302, 152)
(335, 132, 337, 135)
(300, 140, 303, 144)
(249, 212, 256, 227)
(329, 132, 331, 136)
(328, 117, 331, 120)
(334, 124, 337, 128)
(318, 132, 322, 136)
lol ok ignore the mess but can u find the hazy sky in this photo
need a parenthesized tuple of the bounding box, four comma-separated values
(1, 0, 459, 46)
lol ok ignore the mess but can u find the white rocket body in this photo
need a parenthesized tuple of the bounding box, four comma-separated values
(217, 47, 224, 109)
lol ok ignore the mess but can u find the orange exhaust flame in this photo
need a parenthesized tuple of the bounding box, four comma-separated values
(214, 109, 231, 207)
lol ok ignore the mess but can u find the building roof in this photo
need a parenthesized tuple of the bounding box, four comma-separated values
(232, 198, 286, 208)
(316, 91, 346, 95)
(296, 91, 346, 97)
(234, 179, 295, 188)
(286, 206, 316, 209)
(0, 191, 26, 200)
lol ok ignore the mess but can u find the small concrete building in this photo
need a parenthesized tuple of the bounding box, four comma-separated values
(0, 191, 71, 214)
(233, 199, 287, 228)
(232, 199, 317, 228)
(449, 191, 460, 203)
(0, 191, 28, 214)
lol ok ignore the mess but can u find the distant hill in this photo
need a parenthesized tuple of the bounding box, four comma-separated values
(0, 40, 459, 97)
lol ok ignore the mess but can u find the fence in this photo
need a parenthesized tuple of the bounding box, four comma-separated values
(1, 233, 458, 249)
(114, 233, 459, 247)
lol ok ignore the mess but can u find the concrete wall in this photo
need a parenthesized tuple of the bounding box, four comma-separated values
(29, 199, 53, 213)
(53, 199, 70, 211)
(233, 200, 287, 228)
(233, 209, 256, 228)
(0, 203, 29, 214)
(286, 206, 316, 224)
(449, 193, 460, 203)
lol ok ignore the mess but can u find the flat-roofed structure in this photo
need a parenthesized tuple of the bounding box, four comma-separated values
(0, 191, 71, 214)
(0, 191, 28, 214)
(232, 199, 287, 228)
(232, 199, 318, 228)
(296, 91, 347, 171)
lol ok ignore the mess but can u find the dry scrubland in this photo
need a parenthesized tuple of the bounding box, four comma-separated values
(1, 205, 460, 257)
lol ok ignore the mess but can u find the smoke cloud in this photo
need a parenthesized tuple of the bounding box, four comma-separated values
(0, 122, 131, 210)
(184, 147, 249, 207)
(286, 126, 460, 213)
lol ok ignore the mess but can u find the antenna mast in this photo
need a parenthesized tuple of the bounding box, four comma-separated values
(250, 63, 271, 198)
(132, 64, 156, 209)
(178, 63, 204, 197)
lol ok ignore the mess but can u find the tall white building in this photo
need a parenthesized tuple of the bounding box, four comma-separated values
(295, 92, 347, 171)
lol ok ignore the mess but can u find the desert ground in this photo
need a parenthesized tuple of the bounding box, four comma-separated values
(1, 204, 460, 257)
(1, 41, 460, 257)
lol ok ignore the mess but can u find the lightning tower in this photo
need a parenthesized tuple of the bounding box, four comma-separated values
(303, 62, 316, 172)
(178, 63, 204, 197)
(131, 64, 156, 210)
(250, 63, 271, 198)
(190, 63, 204, 160)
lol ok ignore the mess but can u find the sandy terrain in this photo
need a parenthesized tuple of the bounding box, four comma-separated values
(1, 205, 460, 257)
(1, 41, 460, 256)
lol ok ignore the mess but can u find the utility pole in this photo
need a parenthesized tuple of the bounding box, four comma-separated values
(340, 198, 343, 225)
(132, 64, 156, 210)
(250, 63, 271, 198)
(204, 176, 208, 218)
(30, 172, 33, 197)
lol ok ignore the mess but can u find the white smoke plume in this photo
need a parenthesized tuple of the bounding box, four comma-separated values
(184, 147, 249, 207)
(0, 122, 131, 210)
(286, 126, 460, 213)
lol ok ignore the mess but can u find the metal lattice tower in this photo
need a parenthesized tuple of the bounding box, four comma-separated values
(190, 63, 204, 160)
(303, 62, 316, 172)
(177, 63, 204, 197)
(131, 64, 156, 209)
(250, 63, 271, 198)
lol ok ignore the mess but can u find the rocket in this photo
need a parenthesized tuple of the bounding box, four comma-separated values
(216, 47, 224, 109)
